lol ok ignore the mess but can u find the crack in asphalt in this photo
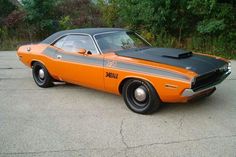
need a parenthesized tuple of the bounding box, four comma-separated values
(120, 119, 129, 148)
(119, 119, 129, 157)
(0, 89, 42, 91)
(0, 67, 13, 69)
(0, 147, 113, 155)
(0, 67, 25, 69)
(0, 78, 30, 80)
(1, 134, 235, 156)
(128, 134, 236, 150)
(178, 113, 185, 134)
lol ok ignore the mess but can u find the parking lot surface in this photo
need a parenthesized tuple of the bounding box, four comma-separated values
(0, 51, 236, 157)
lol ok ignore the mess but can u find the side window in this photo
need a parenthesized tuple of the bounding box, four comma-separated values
(53, 35, 97, 54)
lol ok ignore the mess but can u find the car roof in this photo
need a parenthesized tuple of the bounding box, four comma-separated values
(41, 28, 127, 44)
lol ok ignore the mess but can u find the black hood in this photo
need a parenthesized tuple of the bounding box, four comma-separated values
(115, 47, 227, 75)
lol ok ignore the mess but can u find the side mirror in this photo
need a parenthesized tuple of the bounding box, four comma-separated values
(78, 48, 87, 55)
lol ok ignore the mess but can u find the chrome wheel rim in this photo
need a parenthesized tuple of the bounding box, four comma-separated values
(126, 81, 150, 110)
(38, 69, 45, 79)
(134, 86, 147, 102)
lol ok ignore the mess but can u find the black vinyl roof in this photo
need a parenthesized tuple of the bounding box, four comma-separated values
(41, 28, 126, 44)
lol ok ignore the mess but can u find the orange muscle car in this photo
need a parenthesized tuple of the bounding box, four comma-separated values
(17, 28, 231, 114)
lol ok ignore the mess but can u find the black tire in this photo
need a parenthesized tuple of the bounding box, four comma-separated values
(32, 62, 54, 88)
(122, 79, 161, 114)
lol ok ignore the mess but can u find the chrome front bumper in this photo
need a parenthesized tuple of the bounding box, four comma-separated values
(181, 87, 216, 97)
(182, 70, 231, 97)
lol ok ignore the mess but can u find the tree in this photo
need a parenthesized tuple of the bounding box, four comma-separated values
(0, 0, 16, 24)
(22, 0, 59, 38)
(104, 0, 197, 41)
(97, 0, 121, 27)
(56, 0, 102, 28)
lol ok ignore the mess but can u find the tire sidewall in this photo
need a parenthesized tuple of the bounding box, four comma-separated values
(122, 79, 161, 114)
(32, 62, 53, 87)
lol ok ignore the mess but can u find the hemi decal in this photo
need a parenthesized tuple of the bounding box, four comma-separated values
(105, 72, 118, 79)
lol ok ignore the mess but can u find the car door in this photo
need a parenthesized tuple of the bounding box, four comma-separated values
(52, 34, 104, 91)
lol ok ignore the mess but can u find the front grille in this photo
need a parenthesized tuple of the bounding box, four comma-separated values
(192, 69, 228, 91)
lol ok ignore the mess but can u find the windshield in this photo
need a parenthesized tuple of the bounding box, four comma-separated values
(94, 31, 150, 53)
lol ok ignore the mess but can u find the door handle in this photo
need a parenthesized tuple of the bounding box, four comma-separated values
(57, 55, 62, 59)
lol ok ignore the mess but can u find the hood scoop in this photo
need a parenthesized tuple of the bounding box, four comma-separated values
(144, 48, 192, 59)
(162, 51, 192, 59)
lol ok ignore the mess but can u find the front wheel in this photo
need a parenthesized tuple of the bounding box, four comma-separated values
(122, 79, 161, 114)
(32, 62, 54, 88)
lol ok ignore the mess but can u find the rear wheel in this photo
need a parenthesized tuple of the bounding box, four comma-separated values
(122, 79, 161, 114)
(32, 62, 54, 88)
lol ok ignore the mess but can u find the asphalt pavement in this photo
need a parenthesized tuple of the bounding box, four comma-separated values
(0, 51, 236, 157)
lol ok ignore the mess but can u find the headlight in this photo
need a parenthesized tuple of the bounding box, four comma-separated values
(228, 62, 231, 71)
(219, 63, 229, 72)
(191, 77, 196, 87)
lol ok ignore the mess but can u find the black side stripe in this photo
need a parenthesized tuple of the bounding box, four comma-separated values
(43, 47, 189, 81)
(43, 47, 103, 66)
(114, 61, 189, 81)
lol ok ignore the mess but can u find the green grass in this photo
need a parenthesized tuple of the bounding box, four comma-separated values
(0, 38, 22, 51)
(0, 38, 39, 51)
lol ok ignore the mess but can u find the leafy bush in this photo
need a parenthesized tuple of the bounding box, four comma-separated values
(0, 0, 235, 59)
